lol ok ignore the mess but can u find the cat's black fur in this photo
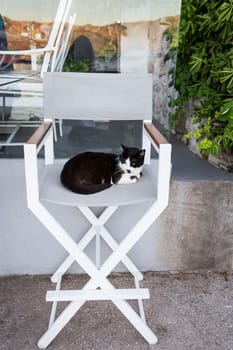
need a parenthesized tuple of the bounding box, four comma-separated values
(60, 145, 145, 195)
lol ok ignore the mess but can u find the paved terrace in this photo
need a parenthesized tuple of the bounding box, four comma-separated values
(0, 272, 232, 350)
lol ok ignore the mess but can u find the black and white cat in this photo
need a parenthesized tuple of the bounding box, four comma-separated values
(60, 144, 145, 195)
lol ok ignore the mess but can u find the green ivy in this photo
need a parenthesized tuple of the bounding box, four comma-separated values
(63, 59, 90, 72)
(174, 0, 233, 156)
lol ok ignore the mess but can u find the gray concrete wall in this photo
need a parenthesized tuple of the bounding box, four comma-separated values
(0, 159, 232, 275)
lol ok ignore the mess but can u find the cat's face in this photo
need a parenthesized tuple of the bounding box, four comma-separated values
(119, 144, 145, 175)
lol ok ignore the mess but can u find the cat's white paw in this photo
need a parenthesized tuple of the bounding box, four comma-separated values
(130, 175, 138, 183)
(117, 173, 138, 184)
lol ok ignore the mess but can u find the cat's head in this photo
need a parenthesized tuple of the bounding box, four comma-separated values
(119, 144, 145, 175)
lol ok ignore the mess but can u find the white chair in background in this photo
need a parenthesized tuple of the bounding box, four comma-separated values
(24, 72, 172, 349)
(0, 0, 74, 77)
(0, 0, 76, 144)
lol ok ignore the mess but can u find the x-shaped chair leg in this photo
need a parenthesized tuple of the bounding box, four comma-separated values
(31, 201, 163, 349)
(51, 206, 143, 283)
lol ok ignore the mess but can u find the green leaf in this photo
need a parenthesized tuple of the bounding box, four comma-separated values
(172, 0, 233, 155)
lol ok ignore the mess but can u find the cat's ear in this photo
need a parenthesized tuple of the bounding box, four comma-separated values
(121, 144, 128, 152)
(138, 149, 145, 158)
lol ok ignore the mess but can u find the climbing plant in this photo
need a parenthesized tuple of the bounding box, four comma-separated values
(174, 0, 233, 156)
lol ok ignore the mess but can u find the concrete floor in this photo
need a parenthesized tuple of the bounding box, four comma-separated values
(0, 272, 232, 350)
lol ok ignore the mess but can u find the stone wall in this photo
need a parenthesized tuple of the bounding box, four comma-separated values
(175, 100, 233, 172)
(157, 180, 233, 271)
(148, 20, 178, 129)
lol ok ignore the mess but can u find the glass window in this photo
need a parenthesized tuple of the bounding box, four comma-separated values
(0, 0, 181, 158)
(1, 0, 60, 67)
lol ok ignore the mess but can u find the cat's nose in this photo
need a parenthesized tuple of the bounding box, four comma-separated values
(127, 170, 131, 173)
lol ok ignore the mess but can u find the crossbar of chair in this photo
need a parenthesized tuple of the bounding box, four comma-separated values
(79, 206, 144, 280)
(51, 206, 117, 282)
(46, 288, 150, 302)
(52, 206, 143, 282)
(51, 226, 96, 283)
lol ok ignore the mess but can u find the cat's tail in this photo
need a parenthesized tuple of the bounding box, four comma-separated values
(61, 178, 112, 195)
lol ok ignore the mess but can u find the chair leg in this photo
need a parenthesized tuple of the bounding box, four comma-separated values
(52, 206, 143, 282)
(51, 226, 96, 282)
(95, 225, 101, 268)
(38, 273, 157, 349)
(100, 227, 143, 280)
(51, 207, 117, 281)
(79, 206, 143, 280)
(48, 275, 62, 328)
(134, 276, 146, 322)
(53, 120, 57, 142)
(31, 202, 160, 348)
(58, 119, 63, 137)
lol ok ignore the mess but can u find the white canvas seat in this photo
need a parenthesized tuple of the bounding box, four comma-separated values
(40, 162, 158, 207)
(24, 72, 171, 349)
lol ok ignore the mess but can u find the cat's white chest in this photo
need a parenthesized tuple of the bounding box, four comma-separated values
(117, 159, 142, 185)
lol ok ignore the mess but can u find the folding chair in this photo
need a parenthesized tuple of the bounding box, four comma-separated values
(0, 0, 76, 144)
(0, 0, 75, 77)
(24, 72, 172, 349)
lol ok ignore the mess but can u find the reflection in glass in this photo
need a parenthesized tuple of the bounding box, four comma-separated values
(66, 0, 181, 128)
(1, 0, 61, 71)
(0, 0, 181, 157)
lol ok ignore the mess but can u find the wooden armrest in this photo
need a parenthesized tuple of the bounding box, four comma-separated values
(26, 121, 52, 146)
(144, 122, 169, 147)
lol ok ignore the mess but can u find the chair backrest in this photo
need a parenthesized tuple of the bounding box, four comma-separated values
(43, 72, 153, 121)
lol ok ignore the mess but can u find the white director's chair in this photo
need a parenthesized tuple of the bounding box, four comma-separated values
(24, 72, 171, 348)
